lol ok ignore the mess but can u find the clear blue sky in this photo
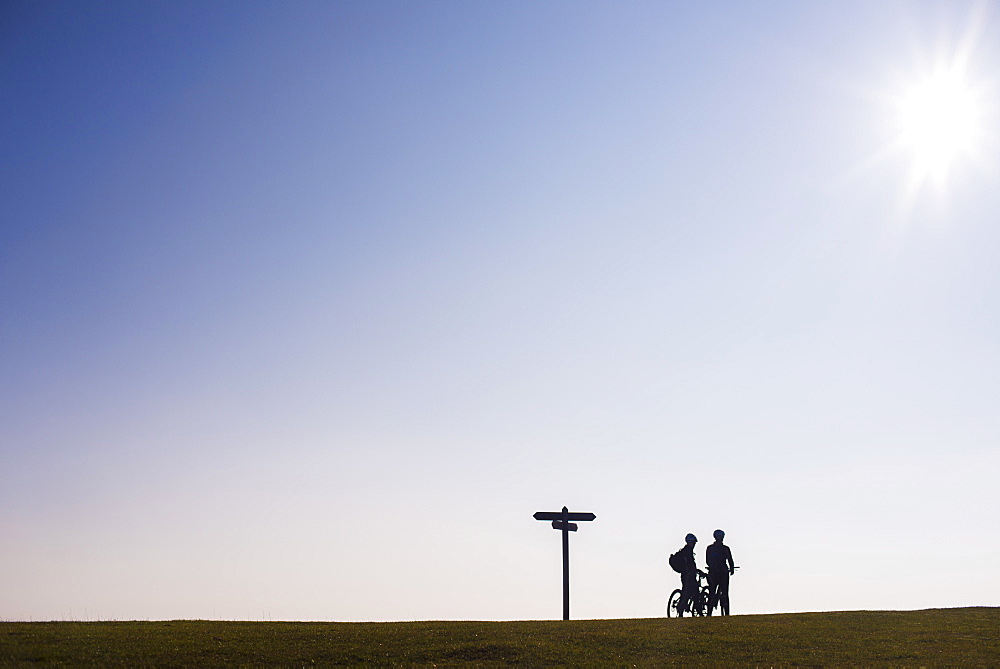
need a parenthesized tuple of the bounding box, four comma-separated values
(2, 0, 999, 621)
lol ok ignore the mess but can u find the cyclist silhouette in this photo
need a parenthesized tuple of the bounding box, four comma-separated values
(706, 529, 735, 615)
(676, 533, 700, 617)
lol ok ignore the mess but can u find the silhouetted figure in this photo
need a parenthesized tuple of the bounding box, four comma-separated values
(706, 529, 735, 616)
(676, 533, 699, 617)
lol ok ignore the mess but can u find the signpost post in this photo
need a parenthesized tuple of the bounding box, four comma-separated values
(533, 506, 596, 620)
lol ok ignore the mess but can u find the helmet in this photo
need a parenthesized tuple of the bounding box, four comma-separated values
(685, 533, 697, 543)
(714, 529, 725, 540)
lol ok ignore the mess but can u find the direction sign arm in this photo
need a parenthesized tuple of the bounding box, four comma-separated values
(533, 511, 596, 522)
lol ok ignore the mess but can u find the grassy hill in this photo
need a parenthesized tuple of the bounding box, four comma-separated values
(2, 607, 997, 665)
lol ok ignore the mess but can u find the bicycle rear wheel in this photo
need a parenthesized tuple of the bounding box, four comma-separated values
(666, 589, 683, 618)
(686, 587, 706, 617)
(699, 586, 712, 616)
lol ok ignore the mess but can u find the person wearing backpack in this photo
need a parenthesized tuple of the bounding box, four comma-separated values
(671, 533, 699, 617)
(706, 529, 735, 616)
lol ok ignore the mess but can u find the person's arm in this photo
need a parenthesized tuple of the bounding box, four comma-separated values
(726, 546, 735, 575)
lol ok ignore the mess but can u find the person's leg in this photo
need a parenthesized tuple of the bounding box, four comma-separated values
(678, 573, 695, 617)
(719, 573, 730, 615)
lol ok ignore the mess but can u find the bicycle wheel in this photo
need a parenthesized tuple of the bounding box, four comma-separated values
(666, 589, 683, 618)
(689, 587, 708, 617)
(699, 586, 713, 616)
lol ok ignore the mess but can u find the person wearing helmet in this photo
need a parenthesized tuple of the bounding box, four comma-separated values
(706, 529, 735, 615)
(676, 533, 700, 617)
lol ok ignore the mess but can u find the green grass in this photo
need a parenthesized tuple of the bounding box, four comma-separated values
(2, 607, 998, 666)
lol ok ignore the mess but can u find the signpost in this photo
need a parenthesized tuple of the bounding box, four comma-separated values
(533, 506, 596, 620)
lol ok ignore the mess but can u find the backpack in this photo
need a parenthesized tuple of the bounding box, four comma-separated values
(668, 551, 685, 573)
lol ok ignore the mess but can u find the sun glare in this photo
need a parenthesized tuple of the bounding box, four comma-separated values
(896, 67, 984, 186)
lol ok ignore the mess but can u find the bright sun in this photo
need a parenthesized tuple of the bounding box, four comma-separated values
(854, 4, 997, 209)
(895, 67, 984, 187)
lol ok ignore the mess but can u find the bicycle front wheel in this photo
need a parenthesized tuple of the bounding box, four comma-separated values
(666, 589, 682, 618)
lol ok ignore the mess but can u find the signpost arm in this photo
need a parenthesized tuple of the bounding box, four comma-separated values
(562, 506, 570, 621)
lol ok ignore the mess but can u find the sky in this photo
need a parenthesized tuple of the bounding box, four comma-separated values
(2, 0, 999, 622)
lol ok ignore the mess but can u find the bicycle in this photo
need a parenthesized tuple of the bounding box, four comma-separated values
(666, 569, 710, 617)
(666, 567, 739, 617)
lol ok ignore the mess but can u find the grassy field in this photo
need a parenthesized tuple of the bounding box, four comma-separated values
(2, 607, 997, 666)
